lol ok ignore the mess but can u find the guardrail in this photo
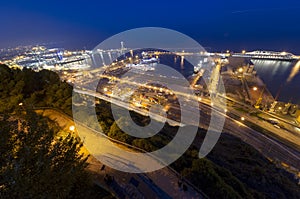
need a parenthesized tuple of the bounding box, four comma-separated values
(34, 106, 209, 199)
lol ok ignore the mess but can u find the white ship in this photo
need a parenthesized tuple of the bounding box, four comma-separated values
(232, 50, 298, 61)
(126, 52, 159, 71)
(126, 63, 155, 71)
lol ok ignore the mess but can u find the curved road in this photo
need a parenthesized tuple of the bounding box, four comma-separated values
(74, 88, 300, 172)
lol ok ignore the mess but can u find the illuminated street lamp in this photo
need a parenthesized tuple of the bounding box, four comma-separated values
(253, 87, 258, 91)
(254, 85, 266, 109)
(241, 117, 245, 121)
(242, 50, 246, 54)
(238, 67, 243, 73)
(69, 125, 75, 132)
(18, 102, 24, 132)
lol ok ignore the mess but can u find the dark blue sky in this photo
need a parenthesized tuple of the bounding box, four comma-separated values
(1, 0, 300, 53)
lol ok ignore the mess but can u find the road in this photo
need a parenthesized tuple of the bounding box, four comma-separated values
(39, 108, 206, 199)
(72, 58, 300, 172)
(198, 102, 300, 171)
(74, 87, 300, 173)
(227, 107, 300, 151)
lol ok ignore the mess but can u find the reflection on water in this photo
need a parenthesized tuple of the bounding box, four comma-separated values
(180, 56, 185, 69)
(252, 60, 300, 104)
(159, 54, 196, 78)
(162, 55, 300, 104)
(287, 60, 300, 83)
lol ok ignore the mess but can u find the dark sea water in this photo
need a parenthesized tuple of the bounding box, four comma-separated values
(159, 54, 300, 105)
(252, 60, 300, 104)
(158, 54, 195, 78)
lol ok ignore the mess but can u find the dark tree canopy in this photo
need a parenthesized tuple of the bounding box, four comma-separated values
(0, 65, 114, 198)
(0, 111, 92, 198)
(0, 64, 72, 115)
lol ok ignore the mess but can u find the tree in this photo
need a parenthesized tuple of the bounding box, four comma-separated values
(182, 159, 242, 199)
(108, 120, 133, 144)
(0, 110, 92, 198)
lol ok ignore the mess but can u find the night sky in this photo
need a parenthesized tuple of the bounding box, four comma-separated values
(1, 0, 300, 53)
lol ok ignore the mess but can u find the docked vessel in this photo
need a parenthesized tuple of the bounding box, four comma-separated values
(232, 51, 298, 61)
(125, 51, 159, 71)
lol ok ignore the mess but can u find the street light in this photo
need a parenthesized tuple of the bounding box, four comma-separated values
(18, 102, 23, 132)
(253, 87, 258, 91)
(238, 67, 243, 73)
(254, 85, 266, 109)
(69, 125, 75, 132)
(241, 117, 245, 121)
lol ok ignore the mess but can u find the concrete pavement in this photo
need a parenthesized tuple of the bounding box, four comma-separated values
(39, 108, 205, 199)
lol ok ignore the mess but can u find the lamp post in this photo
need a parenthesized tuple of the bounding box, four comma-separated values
(254, 86, 265, 109)
(69, 125, 75, 134)
(18, 102, 24, 132)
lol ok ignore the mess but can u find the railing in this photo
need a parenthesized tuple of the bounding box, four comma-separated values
(34, 107, 209, 199)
